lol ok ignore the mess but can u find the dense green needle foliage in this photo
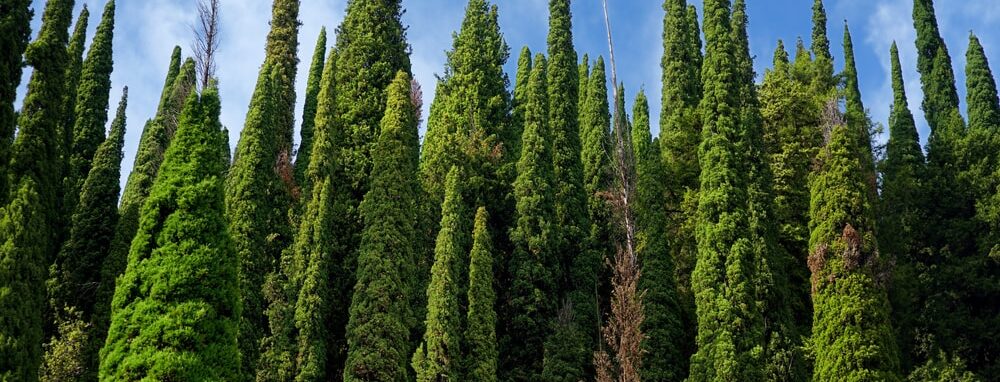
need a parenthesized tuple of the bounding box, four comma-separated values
(633, 90, 685, 382)
(502, 54, 556, 381)
(413, 167, 466, 382)
(60, 6, 88, 184)
(343, 72, 419, 382)
(294, 27, 327, 197)
(0, 0, 32, 200)
(808, 122, 900, 382)
(466, 207, 498, 382)
(0, 1, 75, 379)
(64, 0, 116, 223)
(842, 24, 877, 195)
(810, 0, 836, 95)
(100, 83, 239, 381)
(226, 0, 300, 376)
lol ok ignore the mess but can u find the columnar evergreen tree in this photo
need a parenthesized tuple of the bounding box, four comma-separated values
(578, 55, 589, 128)
(881, 43, 928, 374)
(226, 0, 300, 376)
(759, 39, 823, 338)
(502, 54, 556, 381)
(0, 0, 32, 200)
(343, 72, 418, 382)
(413, 167, 466, 382)
(632, 90, 685, 382)
(810, 0, 835, 95)
(42, 87, 127, 382)
(546, 0, 589, 311)
(64, 0, 116, 221)
(466, 207, 498, 382)
(94, 55, 195, 367)
(842, 24, 877, 194)
(660, 0, 702, 327)
(0, 1, 75, 378)
(61, 6, 88, 180)
(511, 47, 533, 164)
(577, 54, 611, 351)
(100, 83, 239, 381)
(294, 27, 327, 197)
(808, 122, 900, 382)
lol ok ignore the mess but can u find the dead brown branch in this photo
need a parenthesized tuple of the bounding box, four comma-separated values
(193, 0, 221, 89)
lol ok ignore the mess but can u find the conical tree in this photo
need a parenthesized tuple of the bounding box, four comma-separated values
(413, 166, 466, 382)
(808, 122, 901, 382)
(100, 83, 239, 381)
(465, 206, 497, 382)
(226, 0, 300, 376)
(881, 42, 928, 374)
(502, 54, 556, 381)
(0, 1, 75, 378)
(93, 55, 195, 366)
(759, 39, 823, 339)
(578, 54, 590, 129)
(294, 27, 327, 196)
(510, 46, 533, 169)
(42, 87, 127, 382)
(633, 90, 685, 382)
(810, 0, 835, 95)
(842, 24, 877, 194)
(60, 6, 89, 181)
(343, 72, 419, 382)
(0, 0, 32, 199)
(64, 0, 116, 221)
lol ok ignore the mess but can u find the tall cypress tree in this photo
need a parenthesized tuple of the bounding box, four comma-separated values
(633, 90, 686, 382)
(510, 47, 532, 166)
(578, 54, 590, 129)
(343, 72, 418, 382)
(0, 0, 32, 200)
(810, 0, 835, 95)
(64, 0, 116, 221)
(94, 55, 195, 368)
(100, 83, 239, 381)
(688, 0, 771, 379)
(466, 206, 497, 382)
(413, 167, 466, 382)
(0, 1, 75, 378)
(502, 54, 556, 381)
(226, 0, 300, 376)
(60, 6, 89, 181)
(41, 87, 127, 382)
(808, 122, 900, 382)
(842, 24, 877, 194)
(759, 39, 823, 339)
(881, 42, 928, 374)
(294, 27, 327, 197)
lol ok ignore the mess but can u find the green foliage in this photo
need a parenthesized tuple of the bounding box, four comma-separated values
(907, 352, 980, 382)
(808, 122, 900, 381)
(343, 72, 419, 382)
(100, 83, 239, 381)
(60, 6, 88, 189)
(414, 167, 466, 382)
(810, 0, 835, 94)
(502, 54, 556, 381)
(633, 90, 686, 382)
(0, 0, 32, 200)
(294, 27, 327, 197)
(842, 24, 877, 194)
(913, 0, 963, 160)
(39, 309, 89, 382)
(64, 0, 116, 230)
(466, 207, 498, 382)
(226, 1, 300, 375)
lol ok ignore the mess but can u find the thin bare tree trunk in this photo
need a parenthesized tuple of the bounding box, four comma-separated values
(193, 0, 221, 89)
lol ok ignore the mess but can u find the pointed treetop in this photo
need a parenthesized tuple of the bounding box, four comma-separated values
(773, 40, 790, 68)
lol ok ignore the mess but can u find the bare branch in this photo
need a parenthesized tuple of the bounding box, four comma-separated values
(192, 0, 221, 89)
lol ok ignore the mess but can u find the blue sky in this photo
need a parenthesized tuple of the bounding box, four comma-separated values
(17, 0, 1000, 190)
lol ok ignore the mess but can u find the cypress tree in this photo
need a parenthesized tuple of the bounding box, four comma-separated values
(42, 87, 127, 382)
(633, 90, 685, 382)
(294, 27, 327, 197)
(226, 0, 300, 376)
(810, 0, 835, 95)
(502, 54, 556, 381)
(881, 43, 928, 374)
(578, 54, 589, 128)
(842, 24, 877, 193)
(759, 39, 823, 339)
(100, 83, 239, 381)
(914, 0, 963, 157)
(808, 122, 900, 382)
(413, 167, 466, 382)
(511, 47, 533, 163)
(93, 55, 195, 368)
(466, 207, 497, 382)
(343, 72, 419, 382)
(61, 6, 89, 181)
(546, 0, 589, 320)
(64, 0, 116, 221)
(0, 1, 75, 377)
(0, 0, 32, 200)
